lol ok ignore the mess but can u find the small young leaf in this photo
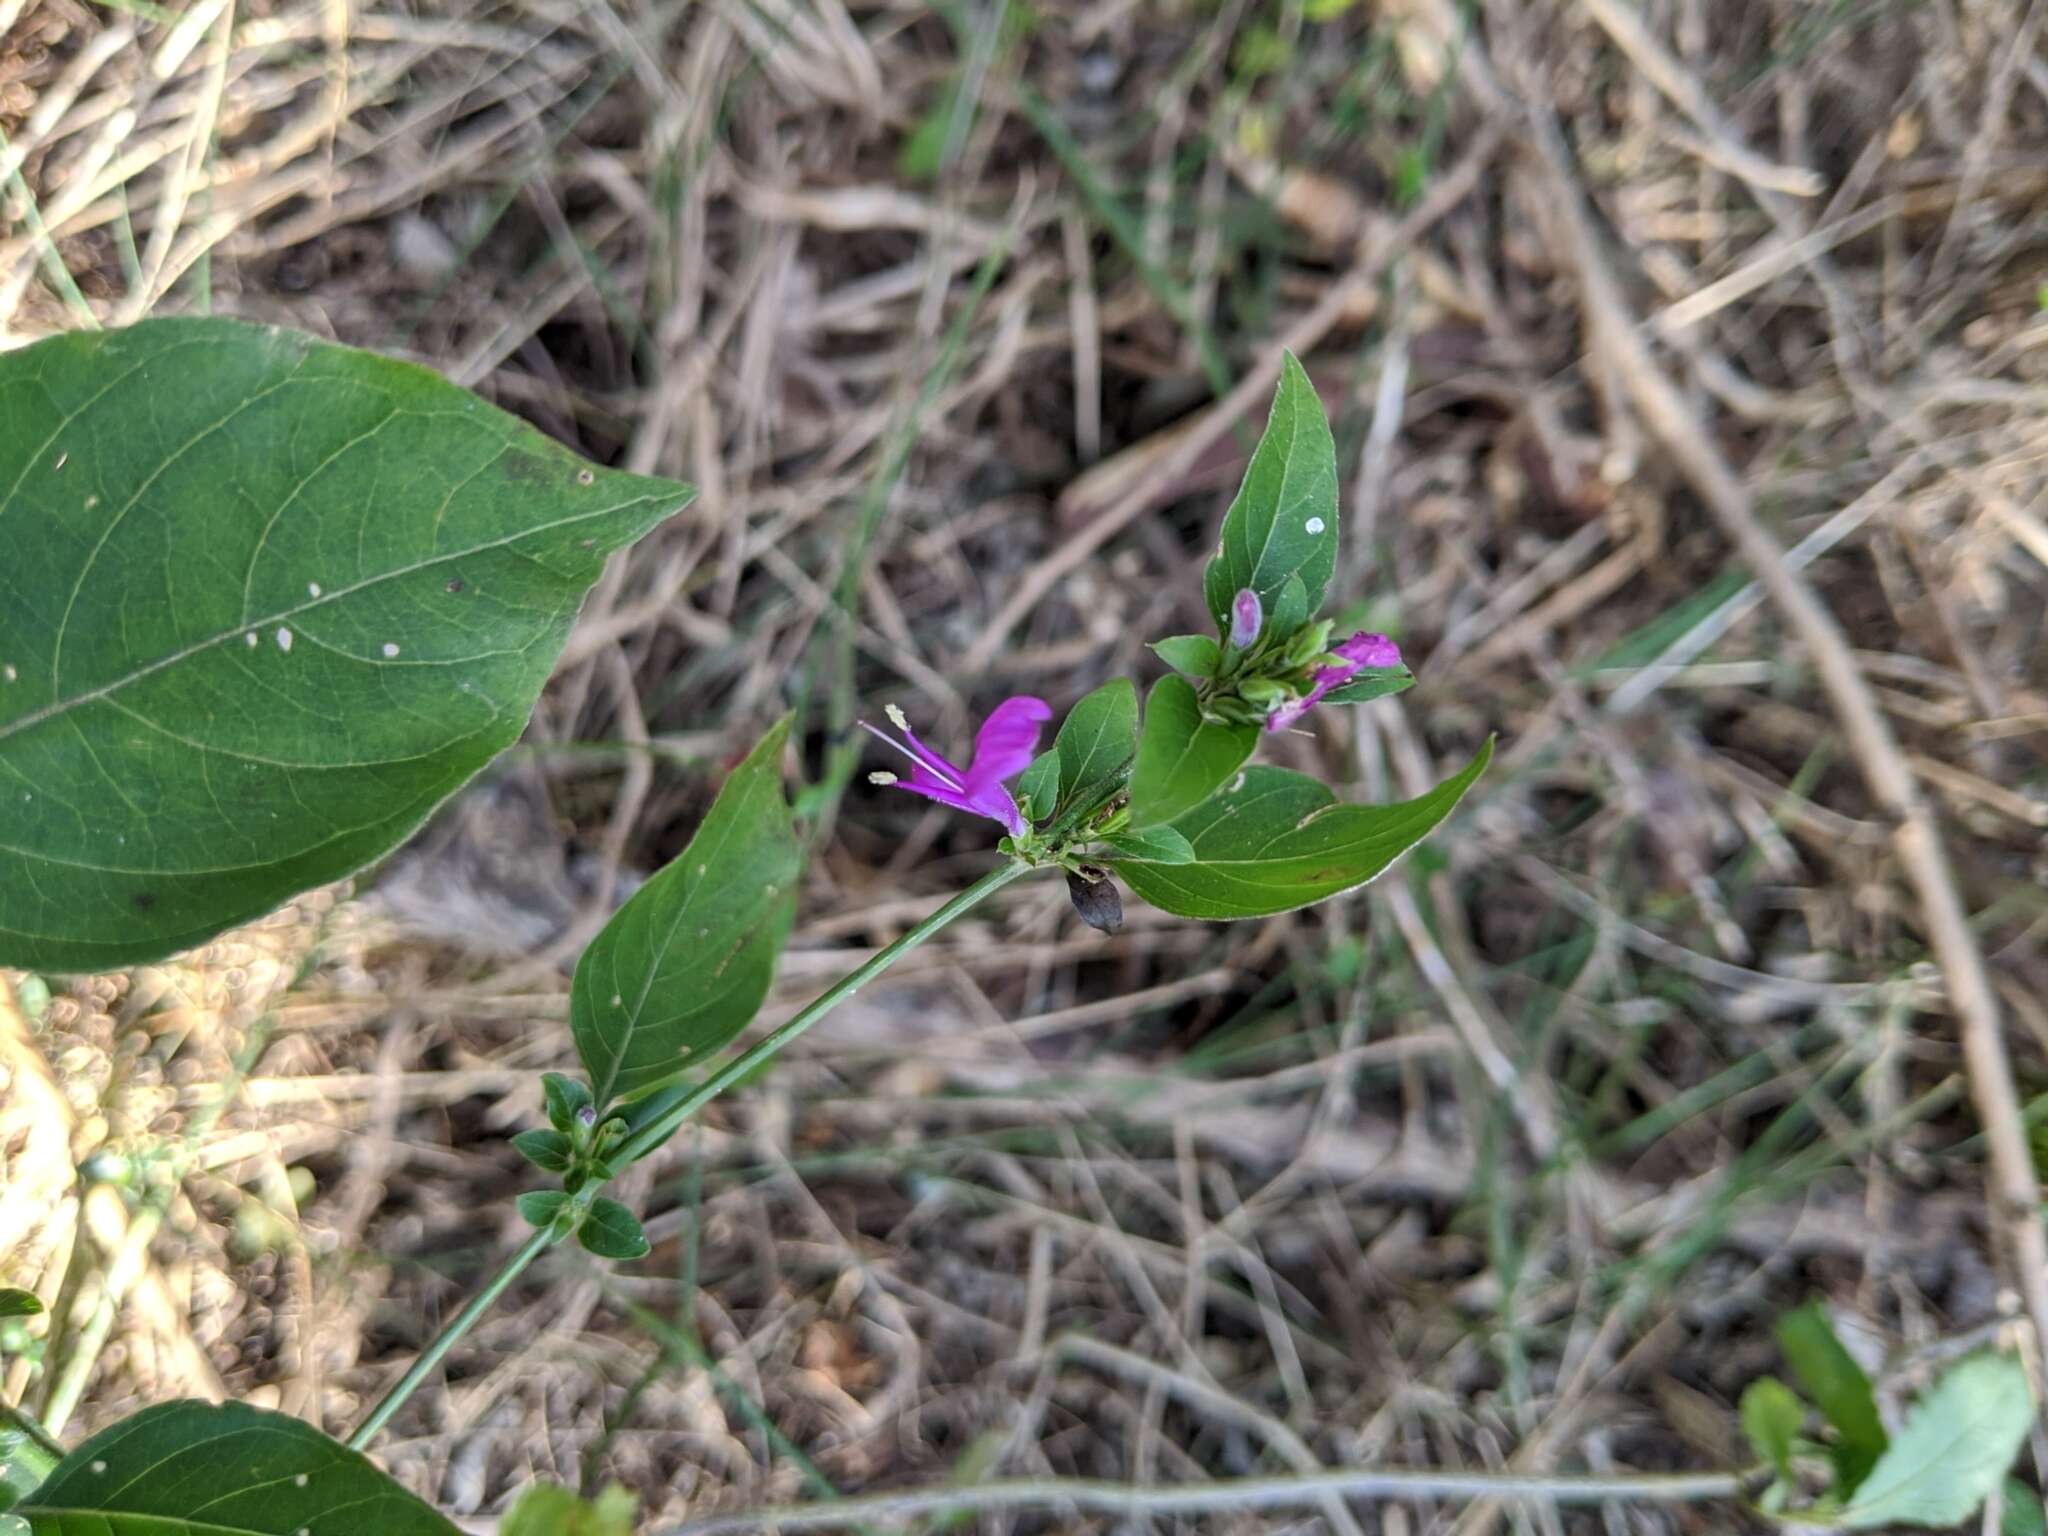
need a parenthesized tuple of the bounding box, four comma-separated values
(15, 1399, 461, 1534)
(511, 1130, 573, 1173)
(1128, 675, 1257, 829)
(572, 716, 801, 1107)
(541, 1073, 592, 1132)
(517, 1191, 572, 1232)
(1118, 739, 1492, 920)
(1269, 574, 1311, 640)
(0, 318, 693, 972)
(501, 1483, 638, 1536)
(0, 1292, 41, 1321)
(578, 1198, 651, 1261)
(1740, 1375, 1803, 1483)
(1201, 352, 1337, 632)
(1777, 1303, 1887, 1495)
(1054, 678, 1138, 813)
(1837, 1354, 2032, 1528)
(1317, 667, 1415, 707)
(1065, 871, 1123, 934)
(1098, 826, 1196, 864)
(1150, 635, 1222, 678)
(1018, 750, 1060, 822)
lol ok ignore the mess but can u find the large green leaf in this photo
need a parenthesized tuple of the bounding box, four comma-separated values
(1837, 1354, 2032, 1528)
(1053, 678, 1137, 815)
(500, 1483, 636, 1536)
(0, 318, 691, 971)
(1777, 1303, 1886, 1495)
(1110, 739, 1492, 919)
(571, 716, 800, 1107)
(1127, 675, 1256, 830)
(14, 1399, 458, 1534)
(1201, 351, 1337, 632)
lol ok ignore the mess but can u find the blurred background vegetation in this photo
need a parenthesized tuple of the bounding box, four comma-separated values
(2, 0, 2045, 1528)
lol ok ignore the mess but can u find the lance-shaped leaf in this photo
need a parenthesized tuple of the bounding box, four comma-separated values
(0, 318, 691, 971)
(572, 717, 800, 1107)
(1052, 678, 1137, 815)
(1201, 352, 1337, 632)
(1109, 739, 1492, 919)
(1777, 1303, 1886, 1495)
(1837, 1354, 2032, 1528)
(1128, 675, 1256, 830)
(14, 1399, 459, 1534)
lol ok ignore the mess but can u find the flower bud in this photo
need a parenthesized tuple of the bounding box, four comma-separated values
(1229, 588, 1263, 649)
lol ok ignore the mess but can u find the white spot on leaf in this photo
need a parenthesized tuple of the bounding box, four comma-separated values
(276, 628, 293, 652)
(89, 1460, 105, 1474)
(382, 642, 400, 658)
(245, 632, 258, 647)
(293, 1474, 309, 1488)
(52, 451, 67, 471)
(307, 581, 321, 597)
(1, 665, 14, 683)
(1305, 517, 1325, 534)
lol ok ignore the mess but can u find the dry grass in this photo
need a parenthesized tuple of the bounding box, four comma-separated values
(4, 0, 2048, 1530)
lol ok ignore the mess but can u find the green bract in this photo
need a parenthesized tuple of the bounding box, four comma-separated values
(0, 318, 692, 971)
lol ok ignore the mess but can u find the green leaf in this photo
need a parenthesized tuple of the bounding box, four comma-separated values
(541, 1073, 592, 1133)
(511, 1129, 573, 1173)
(1150, 635, 1221, 678)
(577, 1197, 650, 1261)
(1201, 352, 1337, 632)
(1018, 750, 1059, 822)
(15, 1399, 460, 1534)
(1118, 739, 1493, 920)
(1098, 826, 1195, 864)
(0, 318, 691, 972)
(1054, 678, 1137, 814)
(2005, 1482, 2048, 1536)
(1740, 1375, 1803, 1483)
(1838, 1354, 2033, 1528)
(1777, 1303, 1887, 1495)
(0, 1293, 40, 1321)
(517, 1190, 572, 1232)
(572, 716, 801, 1107)
(1128, 675, 1257, 830)
(501, 1483, 637, 1536)
(1, 1409, 61, 1513)
(1317, 667, 1415, 707)
(1270, 574, 1310, 640)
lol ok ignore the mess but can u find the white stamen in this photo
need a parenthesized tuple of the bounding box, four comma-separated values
(885, 703, 910, 731)
(1305, 517, 1325, 534)
(858, 718, 965, 792)
(868, 771, 898, 785)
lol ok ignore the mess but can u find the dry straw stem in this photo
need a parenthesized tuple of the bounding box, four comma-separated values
(659, 1463, 1746, 1535)
(1512, 59, 2048, 1401)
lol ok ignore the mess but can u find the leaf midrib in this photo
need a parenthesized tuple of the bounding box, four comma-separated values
(0, 494, 671, 749)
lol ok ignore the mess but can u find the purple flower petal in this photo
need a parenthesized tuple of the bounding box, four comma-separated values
(1263, 632, 1401, 733)
(1229, 588, 1263, 649)
(962, 696, 1052, 791)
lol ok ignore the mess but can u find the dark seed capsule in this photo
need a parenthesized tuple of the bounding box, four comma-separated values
(1066, 870, 1123, 934)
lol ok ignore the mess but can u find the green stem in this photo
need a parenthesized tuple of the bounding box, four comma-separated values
(344, 1226, 554, 1451)
(343, 857, 1034, 1451)
(614, 859, 1030, 1165)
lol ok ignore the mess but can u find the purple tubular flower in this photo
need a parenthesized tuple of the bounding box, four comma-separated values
(862, 696, 1052, 836)
(1229, 588, 1263, 649)
(1264, 631, 1402, 733)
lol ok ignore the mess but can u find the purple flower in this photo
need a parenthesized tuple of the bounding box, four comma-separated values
(1264, 632, 1402, 733)
(1229, 588, 1263, 649)
(862, 697, 1052, 837)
